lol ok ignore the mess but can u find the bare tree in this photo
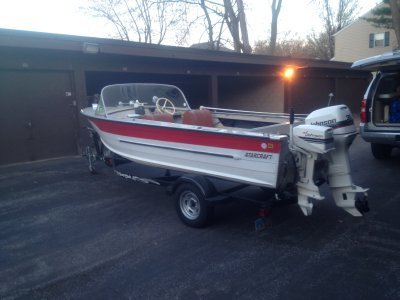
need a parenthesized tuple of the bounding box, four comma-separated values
(254, 37, 312, 58)
(195, 0, 226, 50)
(168, 0, 251, 52)
(306, 31, 331, 59)
(221, 0, 251, 52)
(313, 0, 359, 58)
(85, 0, 253, 52)
(85, 0, 189, 44)
(236, 0, 251, 53)
(254, 32, 331, 59)
(200, 0, 217, 48)
(268, 0, 283, 55)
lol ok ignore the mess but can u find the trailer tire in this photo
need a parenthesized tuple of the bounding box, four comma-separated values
(85, 146, 97, 174)
(175, 183, 213, 228)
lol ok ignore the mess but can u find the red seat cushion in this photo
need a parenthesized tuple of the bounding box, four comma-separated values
(182, 109, 213, 127)
(141, 113, 174, 122)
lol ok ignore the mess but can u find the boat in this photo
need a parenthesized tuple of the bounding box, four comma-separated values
(81, 83, 369, 224)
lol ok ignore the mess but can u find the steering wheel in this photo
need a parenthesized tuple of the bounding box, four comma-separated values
(156, 97, 176, 115)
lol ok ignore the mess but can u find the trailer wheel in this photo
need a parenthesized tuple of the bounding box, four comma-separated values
(85, 146, 97, 174)
(175, 183, 213, 228)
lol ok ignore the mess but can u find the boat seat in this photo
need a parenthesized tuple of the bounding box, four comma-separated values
(182, 109, 213, 127)
(141, 113, 174, 122)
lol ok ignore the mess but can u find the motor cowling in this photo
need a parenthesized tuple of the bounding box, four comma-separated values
(305, 105, 356, 136)
(293, 125, 334, 154)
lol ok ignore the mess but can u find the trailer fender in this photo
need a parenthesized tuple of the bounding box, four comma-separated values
(166, 174, 217, 198)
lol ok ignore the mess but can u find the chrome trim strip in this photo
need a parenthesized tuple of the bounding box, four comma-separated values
(119, 139, 237, 159)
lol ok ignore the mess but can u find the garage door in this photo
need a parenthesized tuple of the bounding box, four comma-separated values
(0, 70, 77, 165)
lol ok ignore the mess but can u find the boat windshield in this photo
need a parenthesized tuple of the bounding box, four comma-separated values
(96, 83, 190, 116)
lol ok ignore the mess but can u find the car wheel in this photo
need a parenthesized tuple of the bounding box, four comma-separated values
(371, 143, 392, 159)
(174, 183, 213, 228)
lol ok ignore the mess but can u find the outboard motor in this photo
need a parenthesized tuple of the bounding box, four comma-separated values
(291, 105, 369, 216)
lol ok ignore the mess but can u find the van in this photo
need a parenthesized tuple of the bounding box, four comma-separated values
(352, 51, 400, 159)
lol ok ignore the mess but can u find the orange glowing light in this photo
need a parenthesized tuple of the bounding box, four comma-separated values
(283, 67, 295, 80)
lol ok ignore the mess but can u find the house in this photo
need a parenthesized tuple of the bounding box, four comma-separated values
(0, 28, 369, 165)
(333, 2, 398, 62)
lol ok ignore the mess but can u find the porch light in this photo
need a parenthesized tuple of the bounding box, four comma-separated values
(283, 67, 295, 80)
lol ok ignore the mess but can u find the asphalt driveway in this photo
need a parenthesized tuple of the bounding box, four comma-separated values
(1, 137, 400, 300)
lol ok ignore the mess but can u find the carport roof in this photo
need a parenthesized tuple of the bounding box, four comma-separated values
(0, 28, 351, 70)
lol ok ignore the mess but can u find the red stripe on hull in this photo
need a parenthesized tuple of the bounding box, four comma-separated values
(90, 118, 281, 153)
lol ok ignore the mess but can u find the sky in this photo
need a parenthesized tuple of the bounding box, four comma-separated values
(0, 0, 380, 47)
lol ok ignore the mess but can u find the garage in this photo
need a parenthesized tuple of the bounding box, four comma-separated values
(0, 28, 370, 165)
(0, 70, 78, 165)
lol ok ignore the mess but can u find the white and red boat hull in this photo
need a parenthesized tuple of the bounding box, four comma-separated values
(87, 116, 289, 188)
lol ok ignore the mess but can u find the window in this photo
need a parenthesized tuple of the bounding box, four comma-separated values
(369, 32, 390, 48)
(374, 33, 385, 47)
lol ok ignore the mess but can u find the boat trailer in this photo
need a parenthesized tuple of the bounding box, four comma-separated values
(83, 129, 295, 231)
